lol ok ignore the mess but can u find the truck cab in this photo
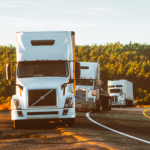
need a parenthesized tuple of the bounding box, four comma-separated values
(75, 62, 100, 112)
(108, 80, 134, 107)
(6, 31, 80, 128)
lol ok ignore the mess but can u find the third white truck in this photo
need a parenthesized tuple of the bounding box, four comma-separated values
(108, 80, 134, 107)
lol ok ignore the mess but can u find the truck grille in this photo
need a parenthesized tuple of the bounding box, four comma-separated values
(28, 89, 56, 107)
(75, 89, 86, 102)
(111, 96, 118, 102)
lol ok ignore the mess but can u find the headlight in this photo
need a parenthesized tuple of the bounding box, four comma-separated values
(92, 90, 96, 96)
(88, 98, 94, 102)
(11, 99, 21, 110)
(64, 97, 73, 108)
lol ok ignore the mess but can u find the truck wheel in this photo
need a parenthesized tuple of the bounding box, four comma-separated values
(102, 102, 106, 110)
(65, 118, 75, 127)
(13, 120, 22, 129)
(91, 109, 96, 113)
(102, 99, 111, 110)
(76, 108, 79, 111)
(96, 100, 100, 112)
(128, 101, 132, 107)
(109, 99, 112, 110)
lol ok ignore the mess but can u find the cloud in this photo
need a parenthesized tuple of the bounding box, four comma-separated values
(73, 7, 115, 13)
(1, 0, 30, 3)
(37, 7, 115, 16)
(0, 1, 58, 9)
(1, 1, 122, 20)
(0, 16, 99, 28)
(0, 3, 33, 9)
(0, 0, 115, 16)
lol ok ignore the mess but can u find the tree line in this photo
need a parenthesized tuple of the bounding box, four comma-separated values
(75, 42, 150, 105)
(0, 43, 150, 105)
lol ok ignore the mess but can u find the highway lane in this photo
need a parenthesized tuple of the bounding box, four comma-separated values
(0, 108, 150, 150)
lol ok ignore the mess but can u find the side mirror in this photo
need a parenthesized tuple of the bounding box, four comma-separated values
(6, 63, 11, 80)
(68, 79, 74, 83)
(75, 62, 80, 79)
(96, 80, 100, 87)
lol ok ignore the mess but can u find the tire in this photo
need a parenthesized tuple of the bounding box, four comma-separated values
(128, 101, 133, 107)
(100, 95, 111, 111)
(65, 118, 75, 127)
(109, 99, 112, 110)
(76, 108, 79, 111)
(96, 100, 100, 112)
(102, 99, 111, 110)
(91, 109, 96, 113)
(126, 101, 128, 107)
(13, 120, 22, 129)
(126, 101, 132, 107)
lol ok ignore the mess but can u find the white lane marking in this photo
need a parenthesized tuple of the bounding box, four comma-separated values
(86, 112, 150, 144)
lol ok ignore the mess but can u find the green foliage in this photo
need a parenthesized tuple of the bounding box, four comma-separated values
(75, 42, 150, 105)
(0, 45, 16, 104)
(0, 96, 6, 105)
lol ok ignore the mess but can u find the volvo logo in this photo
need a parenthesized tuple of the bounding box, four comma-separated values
(40, 96, 45, 100)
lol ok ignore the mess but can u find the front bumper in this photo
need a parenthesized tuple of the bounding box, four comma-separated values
(75, 102, 96, 109)
(112, 100, 126, 106)
(11, 108, 75, 120)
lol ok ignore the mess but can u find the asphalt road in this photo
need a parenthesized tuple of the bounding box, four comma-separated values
(0, 107, 150, 150)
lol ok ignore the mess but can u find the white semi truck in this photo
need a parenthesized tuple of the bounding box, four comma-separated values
(108, 80, 134, 107)
(6, 31, 80, 128)
(75, 62, 111, 112)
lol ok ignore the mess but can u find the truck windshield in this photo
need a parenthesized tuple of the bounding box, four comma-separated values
(76, 79, 93, 86)
(17, 61, 68, 78)
(110, 89, 121, 93)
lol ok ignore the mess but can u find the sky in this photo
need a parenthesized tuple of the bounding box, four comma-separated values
(0, 0, 150, 46)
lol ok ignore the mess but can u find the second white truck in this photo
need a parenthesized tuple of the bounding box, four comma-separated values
(75, 62, 111, 112)
(108, 80, 134, 107)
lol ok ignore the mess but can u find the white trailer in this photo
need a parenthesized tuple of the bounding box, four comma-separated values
(108, 80, 134, 107)
(75, 62, 111, 112)
(6, 31, 80, 128)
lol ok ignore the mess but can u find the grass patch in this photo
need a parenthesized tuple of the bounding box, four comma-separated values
(0, 102, 11, 110)
(137, 105, 150, 107)
(0, 96, 11, 110)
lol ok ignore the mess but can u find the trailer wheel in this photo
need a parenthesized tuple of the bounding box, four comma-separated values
(65, 118, 75, 127)
(13, 120, 22, 129)
(96, 100, 100, 112)
(126, 101, 132, 107)
(128, 101, 133, 107)
(102, 99, 111, 110)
